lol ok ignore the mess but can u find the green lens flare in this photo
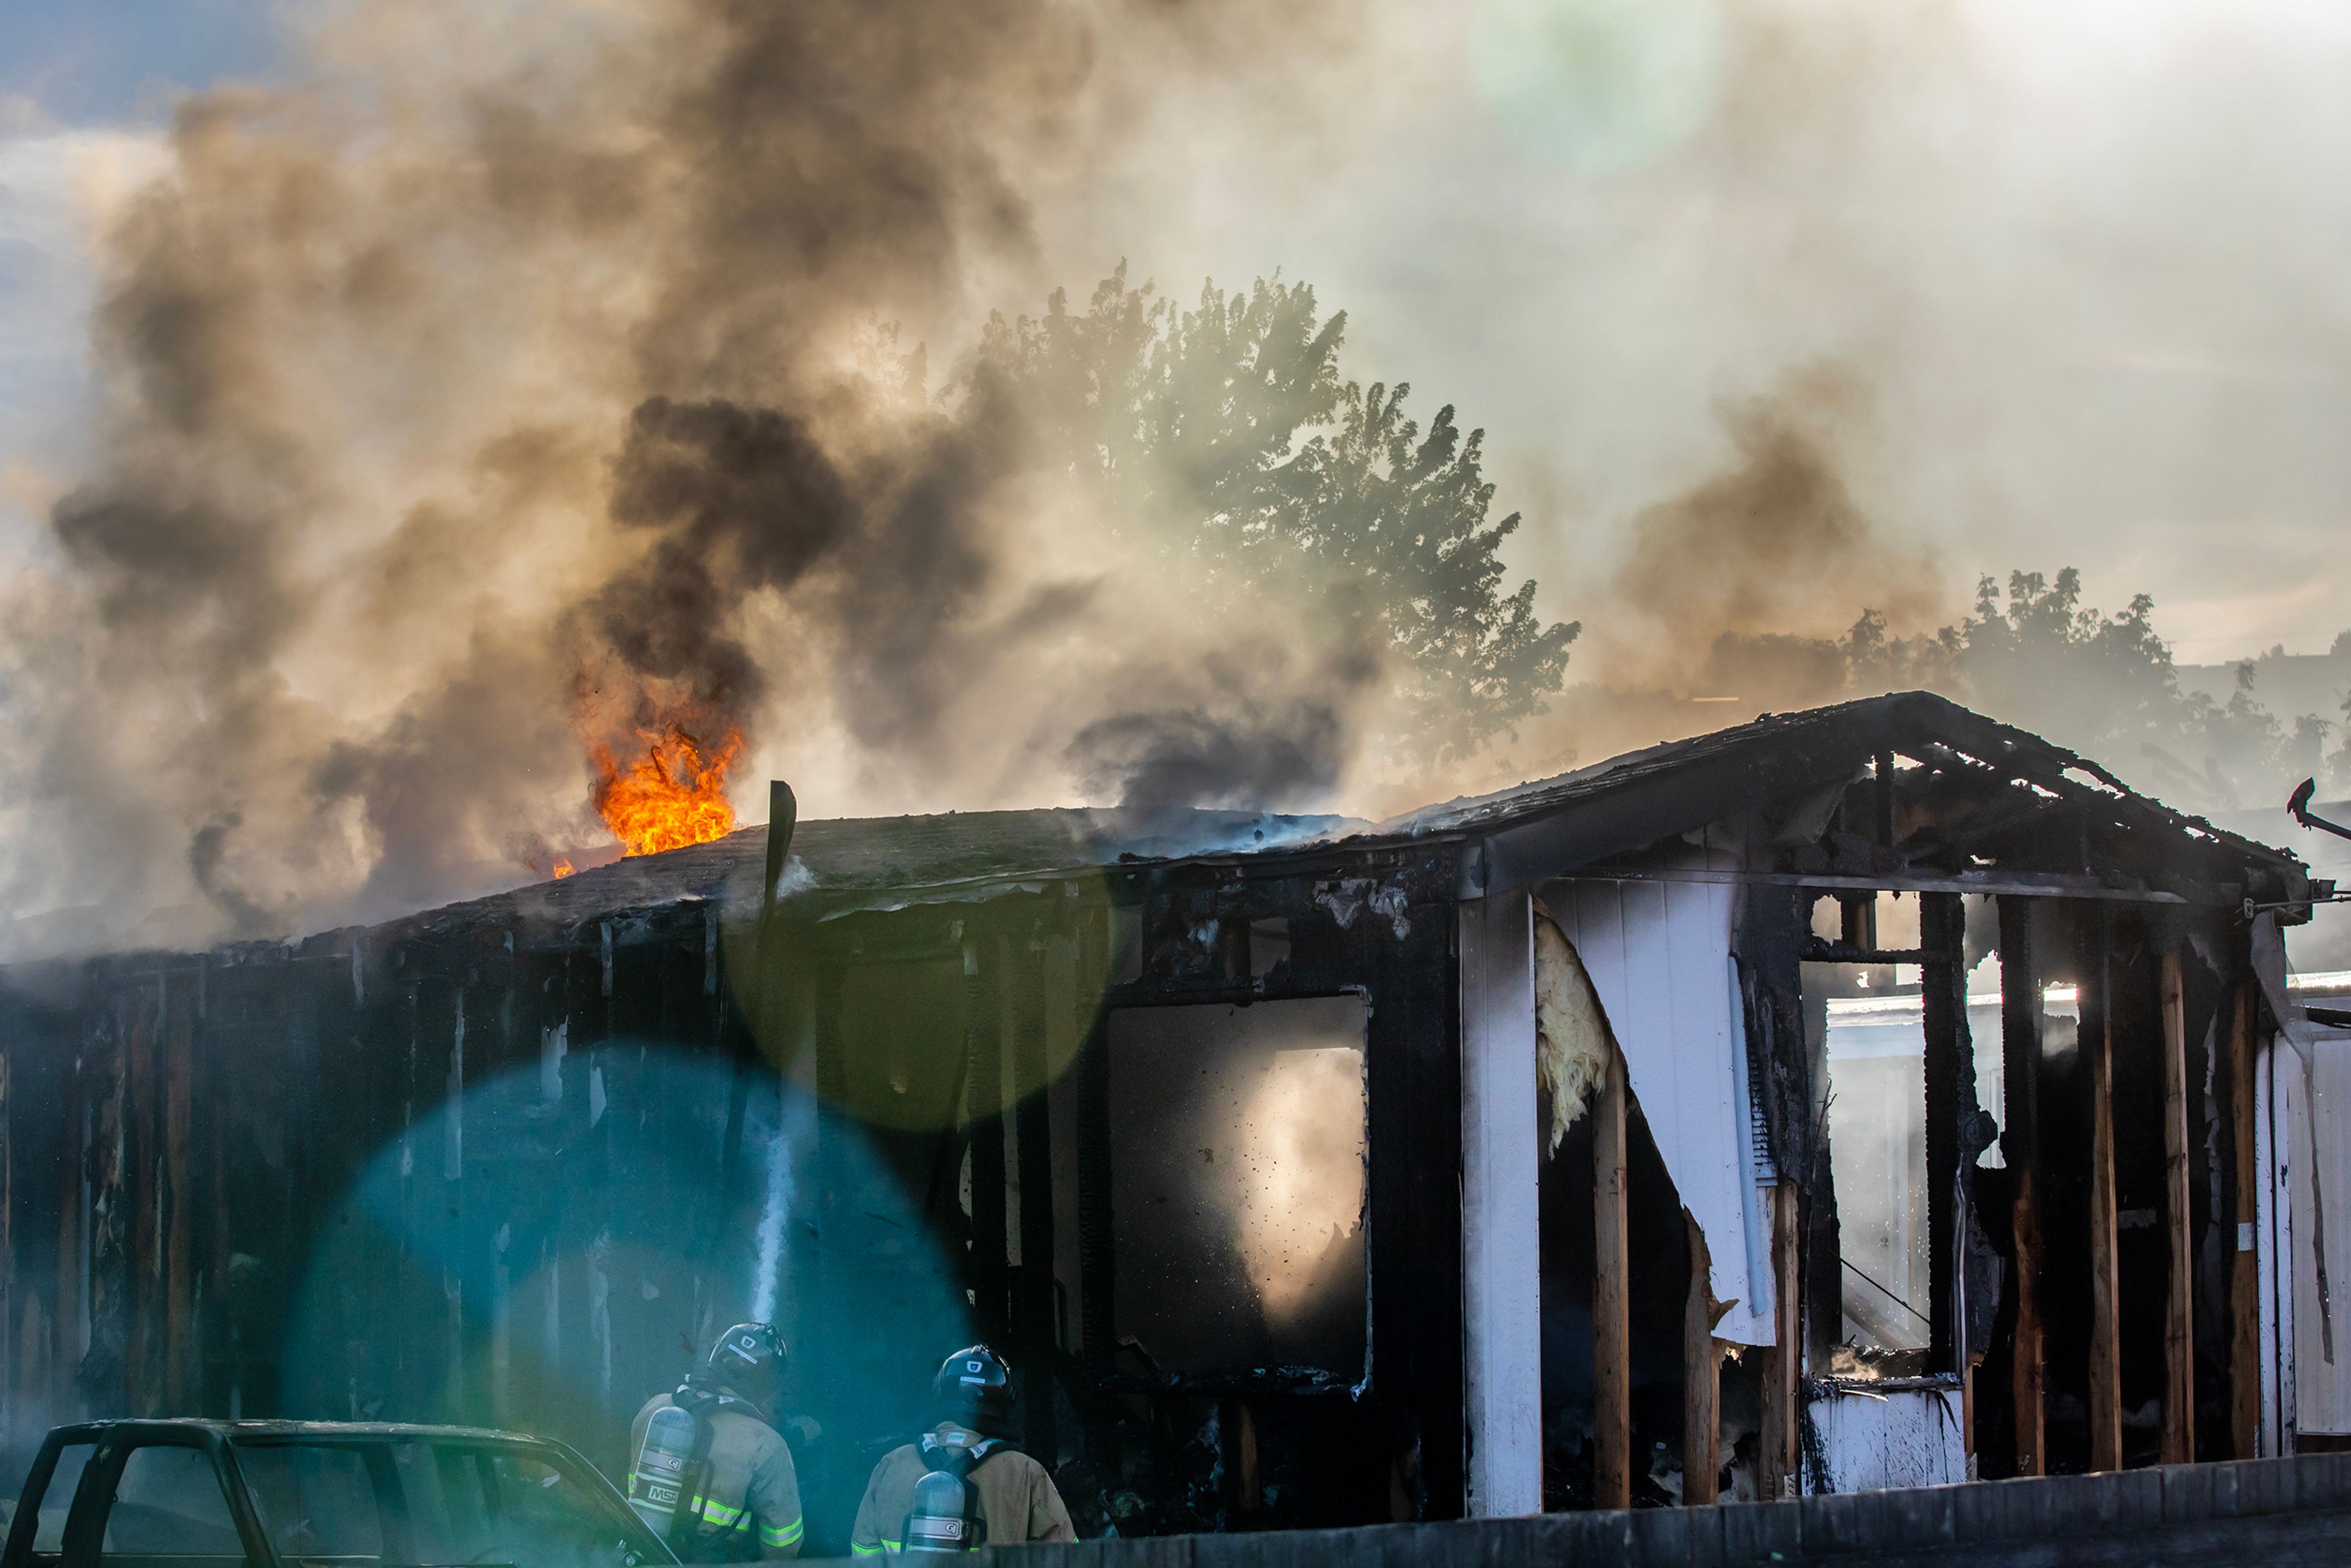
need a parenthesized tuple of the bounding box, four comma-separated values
(1469, 0, 1727, 174)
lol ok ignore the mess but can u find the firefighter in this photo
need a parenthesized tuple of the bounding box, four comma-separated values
(849, 1344, 1075, 1554)
(628, 1322, 805, 1560)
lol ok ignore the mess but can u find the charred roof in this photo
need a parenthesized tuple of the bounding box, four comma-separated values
(89, 692, 2322, 967)
(1381, 689, 2311, 900)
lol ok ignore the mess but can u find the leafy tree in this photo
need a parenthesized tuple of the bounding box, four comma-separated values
(1845, 568, 2344, 811)
(977, 266, 1578, 767)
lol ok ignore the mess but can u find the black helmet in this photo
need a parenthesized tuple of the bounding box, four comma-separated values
(930, 1344, 1013, 1429)
(703, 1322, 786, 1401)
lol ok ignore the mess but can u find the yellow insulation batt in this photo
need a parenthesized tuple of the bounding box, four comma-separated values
(1532, 899, 1615, 1157)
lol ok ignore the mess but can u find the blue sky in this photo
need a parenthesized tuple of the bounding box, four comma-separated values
(0, 2, 288, 553)
(0, 0, 282, 126)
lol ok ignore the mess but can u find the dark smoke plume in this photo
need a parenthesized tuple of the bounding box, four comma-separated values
(0, 0, 1393, 952)
(1602, 368, 1942, 693)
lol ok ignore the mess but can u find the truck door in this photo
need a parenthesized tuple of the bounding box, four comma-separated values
(67, 1442, 255, 1568)
(1, 1438, 97, 1568)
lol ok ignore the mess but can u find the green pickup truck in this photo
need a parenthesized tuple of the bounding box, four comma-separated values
(0, 1422, 673, 1568)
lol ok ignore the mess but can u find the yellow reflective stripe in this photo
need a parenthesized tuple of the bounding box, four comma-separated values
(758, 1517, 803, 1547)
(696, 1498, 746, 1527)
(850, 1544, 887, 1556)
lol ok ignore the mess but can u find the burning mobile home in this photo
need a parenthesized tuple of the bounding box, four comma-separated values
(0, 692, 2327, 1545)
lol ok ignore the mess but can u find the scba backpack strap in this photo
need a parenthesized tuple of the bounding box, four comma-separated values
(628, 1390, 726, 1558)
(900, 1436, 1005, 1553)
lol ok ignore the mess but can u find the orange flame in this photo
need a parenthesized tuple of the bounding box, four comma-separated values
(592, 724, 742, 857)
(552, 858, 576, 879)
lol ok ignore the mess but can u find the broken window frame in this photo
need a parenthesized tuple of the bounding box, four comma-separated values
(1799, 888, 1984, 1387)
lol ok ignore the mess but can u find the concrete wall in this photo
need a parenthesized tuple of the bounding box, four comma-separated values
(942, 1452, 2351, 1568)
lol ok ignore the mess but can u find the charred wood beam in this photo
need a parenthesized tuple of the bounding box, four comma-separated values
(1875, 751, 1898, 847)
(2227, 970, 2262, 1458)
(1010, 939, 1059, 1463)
(965, 935, 1009, 1345)
(1835, 895, 1880, 952)
(1682, 1210, 1728, 1506)
(1785, 871, 2226, 906)
(1997, 895, 2045, 1477)
(2079, 905, 2124, 1473)
(1594, 1045, 1631, 1511)
(1739, 891, 1813, 1201)
(2159, 947, 2195, 1466)
(1738, 886, 1843, 1395)
(1584, 863, 2238, 907)
(1762, 1182, 1800, 1500)
(1802, 938, 1924, 966)
(1073, 916, 1117, 1460)
(1920, 893, 1976, 1375)
(1894, 789, 2064, 863)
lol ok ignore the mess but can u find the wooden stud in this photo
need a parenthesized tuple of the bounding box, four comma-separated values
(1760, 1182, 1801, 1499)
(1682, 1209, 1730, 1506)
(2229, 975, 2262, 1458)
(1840, 895, 1878, 953)
(2086, 915, 2123, 1473)
(1998, 896, 2045, 1476)
(1963, 1354, 1982, 1477)
(1921, 893, 1971, 1373)
(1594, 1045, 1631, 1510)
(1234, 1400, 1262, 1519)
(2160, 948, 2195, 1465)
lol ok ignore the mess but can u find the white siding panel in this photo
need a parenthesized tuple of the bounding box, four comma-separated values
(1458, 890, 1544, 1517)
(1543, 853, 1774, 1347)
(2292, 1032, 2351, 1434)
(1807, 1386, 1967, 1492)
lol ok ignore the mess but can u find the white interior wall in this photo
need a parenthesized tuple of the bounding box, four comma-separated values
(2290, 1032, 2351, 1434)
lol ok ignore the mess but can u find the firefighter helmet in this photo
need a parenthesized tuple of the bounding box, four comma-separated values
(930, 1344, 1013, 1428)
(703, 1322, 786, 1401)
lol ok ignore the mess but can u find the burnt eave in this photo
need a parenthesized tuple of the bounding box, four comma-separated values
(18, 692, 2307, 983)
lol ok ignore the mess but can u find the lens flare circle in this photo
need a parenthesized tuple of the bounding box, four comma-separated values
(1469, 0, 1727, 174)
(279, 1044, 973, 1510)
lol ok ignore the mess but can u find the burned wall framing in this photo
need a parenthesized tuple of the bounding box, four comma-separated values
(1708, 732, 2282, 1494)
(0, 831, 1472, 1545)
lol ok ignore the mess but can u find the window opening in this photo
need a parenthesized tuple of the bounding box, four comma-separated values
(1106, 995, 1368, 1379)
(31, 1442, 96, 1556)
(238, 1444, 383, 1562)
(1816, 958, 1932, 1364)
(103, 1446, 242, 1563)
(1809, 893, 2057, 1377)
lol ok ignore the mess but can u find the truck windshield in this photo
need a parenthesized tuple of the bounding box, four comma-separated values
(231, 1441, 664, 1568)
